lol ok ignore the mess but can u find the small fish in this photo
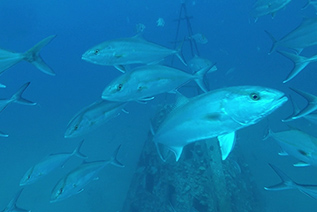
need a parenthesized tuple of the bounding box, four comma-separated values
(0, 82, 36, 113)
(251, 0, 291, 19)
(187, 55, 217, 74)
(101, 64, 214, 102)
(20, 140, 87, 186)
(277, 51, 317, 83)
(64, 100, 127, 138)
(50, 145, 124, 203)
(189, 33, 208, 44)
(265, 163, 317, 200)
(1, 189, 30, 212)
(266, 18, 317, 54)
(0, 35, 56, 76)
(153, 86, 287, 161)
(136, 23, 146, 34)
(82, 35, 186, 73)
(156, 18, 165, 27)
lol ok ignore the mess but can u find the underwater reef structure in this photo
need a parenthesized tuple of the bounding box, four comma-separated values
(121, 104, 264, 212)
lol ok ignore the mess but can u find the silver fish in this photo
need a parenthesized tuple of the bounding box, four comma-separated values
(266, 18, 317, 54)
(251, 0, 291, 19)
(82, 35, 186, 73)
(20, 140, 87, 186)
(266, 128, 317, 167)
(64, 100, 127, 138)
(1, 189, 30, 212)
(0, 82, 36, 113)
(187, 55, 217, 74)
(0, 35, 56, 76)
(265, 163, 317, 200)
(101, 64, 214, 102)
(50, 145, 124, 203)
(277, 50, 317, 83)
(153, 86, 287, 161)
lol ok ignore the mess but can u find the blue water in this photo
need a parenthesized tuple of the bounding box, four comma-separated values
(0, 0, 317, 211)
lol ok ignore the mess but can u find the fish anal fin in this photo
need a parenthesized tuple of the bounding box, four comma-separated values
(169, 146, 184, 161)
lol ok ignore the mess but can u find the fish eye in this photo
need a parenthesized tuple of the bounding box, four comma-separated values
(116, 84, 123, 91)
(250, 93, 260, 101)
(94, 49, 100, 55)
(74, 125, 78, 130)
(57, 188, 63, 195)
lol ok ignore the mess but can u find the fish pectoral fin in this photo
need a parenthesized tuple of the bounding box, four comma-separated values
(114, 65, 126, 73)
(218, 131, 236, 160)
(278, 150, 288, 156)
(77, 189, 84, 194)
(293, 161, 310, 167)
(93, 177, 99, 181)
(168, 146, 184, 162)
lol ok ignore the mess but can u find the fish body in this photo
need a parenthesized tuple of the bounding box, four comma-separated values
(267, 129, 317, 167)
(82, 36, 185, 72)
(101, 64, 212, 102)
(20, 140, 87, 186)
(251, 0, 291, 18)
(153, 86, 287, 161)
(1, 189, 30, 212)
(187, 55, 217, 74)
(0, 35, 56, 76)
(50, 146, 124, 202)
(64, 100, 127, 138)
(267, 18, 317, 54)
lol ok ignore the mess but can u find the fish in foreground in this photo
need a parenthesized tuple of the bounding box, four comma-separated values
(265, 128, 317, 167)
(50, 145, 124, 203)
(0, 82, 36, 113)
(20, 140, 87, 186)
(251, 0, 291, 19)
(283, 87, 317, 121)
(187, 55, 217, 74)
(64, 100, 127, 138)
(277, 50, 317, 83)
(82, 35, 186, 73)
(265, 163, 317, 200)
(265, 17, 317, 54)
(153, 86, 287, 161)
(0, 35, 56, 76)
(102, 64, 214, 102)
(1, 189, 30, 212)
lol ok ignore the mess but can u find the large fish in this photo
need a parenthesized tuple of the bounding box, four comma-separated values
(82, 35, 186, 73)
(0, 35, 56, 77)
(266, 17, 317, 54)
(277, 50, 317, 83)
(64, 100, 127, 138)
(251, 0, 291, 19)
(0, 82, 36, 114)
(266, 128, 317, 167)
(101, 64, 214, 102)
(20, 140, 87, 186)
(1, 189, 30, 212)
(50, 145, 124, 203)
(265, 163, 317, 200)
(153, 86, 287, 161)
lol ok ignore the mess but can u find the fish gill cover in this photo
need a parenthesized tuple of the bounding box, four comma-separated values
(0, 0, 316, 212)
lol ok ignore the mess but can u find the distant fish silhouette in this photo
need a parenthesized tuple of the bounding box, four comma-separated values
(1, 189, 30, 212)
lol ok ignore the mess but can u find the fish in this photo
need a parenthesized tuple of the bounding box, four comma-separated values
(156, 18, 165, 27)
(265, 128, 317, 167)
(50, 145, 124, 203)
(251, 0, 291, 19)
(0, 82, 36, 113)
(187, 55, 217, 74)
(189, 33, 208, 44)
(266, 18, 317, 54)
(101, 64, 214, 102)
(277, 50, 317, 83)
(1, 189, 30, 212)
(152, 86, 287, 161)
(82, 35, 186, 73)
(265, 163, 317, 200)
(283, 87, 317, 121)
(0, 35, 56, 76)
(64, 100, 127, 138)
(20, 140, 87, 186)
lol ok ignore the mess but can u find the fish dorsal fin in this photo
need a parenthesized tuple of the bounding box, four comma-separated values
(174, 91, 189, 109)
(218, 131, 236, 160)
(168, 146, 184, 161)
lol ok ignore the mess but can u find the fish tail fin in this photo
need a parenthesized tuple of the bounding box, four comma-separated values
(264, 30, 277, 55)
(282, 95, 301, 122)
(11, 82, 36, 106)
(302, 0, 311, 10)
(0, 130, 8, 137)
(277, 51, 312, 83)
(288, 87, 317, 120)
(264, 163, 296, 191)
(193, 63, 216, 93)
(24, 35, 56, 76)
(73, 139, 88, 159)
(109, 144, 125, 168)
